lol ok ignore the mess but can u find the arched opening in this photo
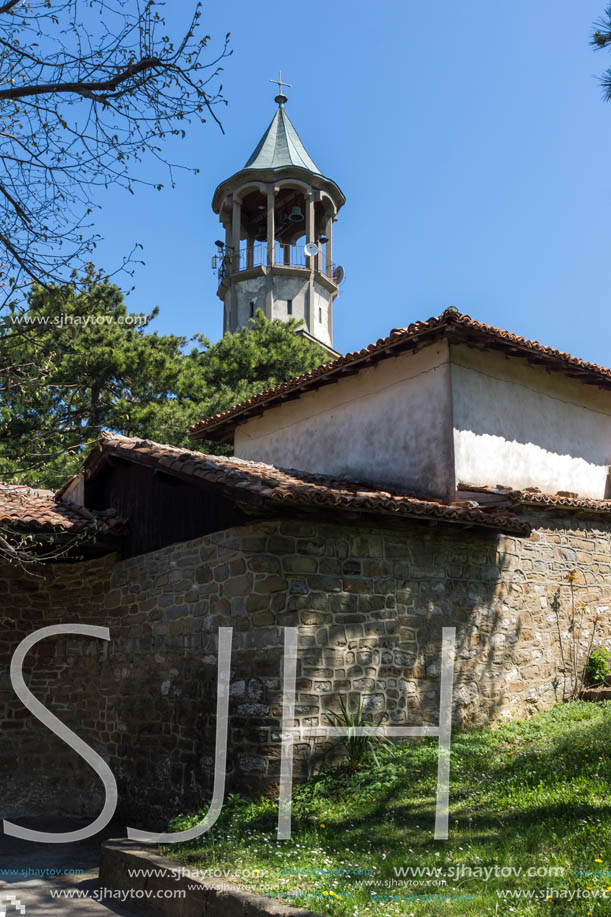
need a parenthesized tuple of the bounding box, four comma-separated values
(273, 187, 308, 266)
(313, 200, 334, 277)
(221, 184, 336, 278)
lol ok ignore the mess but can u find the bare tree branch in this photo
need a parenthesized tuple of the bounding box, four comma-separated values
(0, 0, 230, 297)
(0, 3, 231, 568)
(0, 55, 164, 101)
(0, 2, 22, 14)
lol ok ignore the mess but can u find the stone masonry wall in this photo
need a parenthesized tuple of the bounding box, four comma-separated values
(2, 511, 610, 829)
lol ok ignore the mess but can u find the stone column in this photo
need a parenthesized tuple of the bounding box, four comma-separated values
(305, 195, 315, 264)
(305, 194, 315, 333)
(325, 214, 333, 278)
(231, 198, 241, 273)
(247, 237, 254, 269)
(223, 221, 233, 332)
(267, 188, 275, 266)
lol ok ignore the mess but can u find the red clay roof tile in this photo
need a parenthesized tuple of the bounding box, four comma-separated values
(0, 483, 126, 535)
(458, 482, 611, 515)
(93, 432, 531, 536)
(188, 308, 611, 442)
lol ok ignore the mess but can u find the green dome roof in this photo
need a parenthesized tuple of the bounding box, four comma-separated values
(244, 102, 321, 174)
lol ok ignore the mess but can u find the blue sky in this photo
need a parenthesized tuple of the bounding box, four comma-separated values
(93, 0, 611, 366)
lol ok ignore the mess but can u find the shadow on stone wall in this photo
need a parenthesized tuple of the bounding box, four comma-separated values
(270, 522, 517, 785)
(3, 511, 610, 832)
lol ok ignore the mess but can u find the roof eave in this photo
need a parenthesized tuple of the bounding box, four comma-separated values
(74, 433, 530, 537)
(188, 311, 611, 442)
(212, 166, 346, 214)
(188, 323, 448, 442)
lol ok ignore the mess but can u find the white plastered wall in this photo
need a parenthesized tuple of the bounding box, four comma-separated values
(450, 343, 611, 498)
(234, 339, 455, 499)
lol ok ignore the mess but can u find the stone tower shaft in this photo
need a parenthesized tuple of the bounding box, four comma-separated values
(211, 93, 345, 357)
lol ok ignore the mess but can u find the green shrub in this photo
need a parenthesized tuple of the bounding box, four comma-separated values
(325, 696, 391, 771)
(584, 646, 611, 685)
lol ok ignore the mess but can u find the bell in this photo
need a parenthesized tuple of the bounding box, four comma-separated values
(288, 206, 303, 222)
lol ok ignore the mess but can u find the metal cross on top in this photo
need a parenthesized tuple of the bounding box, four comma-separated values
(269, 70, 292, 99)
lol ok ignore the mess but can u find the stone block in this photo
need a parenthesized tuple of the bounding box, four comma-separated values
(254, 575, 288, 594)
(283, 556, 318, 574)
(223, 573, 254, 598)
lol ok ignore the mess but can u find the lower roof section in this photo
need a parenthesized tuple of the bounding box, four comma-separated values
(0, 483, 125, 536)
(458, 482, 611, 516)
(75, 432, 531, 536)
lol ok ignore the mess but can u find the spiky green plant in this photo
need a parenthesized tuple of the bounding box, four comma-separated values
(325, 696, 391, 771)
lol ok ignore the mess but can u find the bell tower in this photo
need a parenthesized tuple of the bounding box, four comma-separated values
(211, 76, 346, 357)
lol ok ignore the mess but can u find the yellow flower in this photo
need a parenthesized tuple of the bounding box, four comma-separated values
(595, 858, 603, 863)
(320, 823, 325, 828)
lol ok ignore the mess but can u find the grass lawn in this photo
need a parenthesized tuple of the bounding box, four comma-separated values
(165, 701, 611, 916)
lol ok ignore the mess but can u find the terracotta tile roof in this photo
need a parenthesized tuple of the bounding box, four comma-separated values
(0, 483, 126, 535)
(188, 308, 611, 442)
(520, 492, 611, 513)
(458, 483, 611, 516)
(91, 432, 530, 535)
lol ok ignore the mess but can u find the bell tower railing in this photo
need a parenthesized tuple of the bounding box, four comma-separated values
(213, 242, 336, 284)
